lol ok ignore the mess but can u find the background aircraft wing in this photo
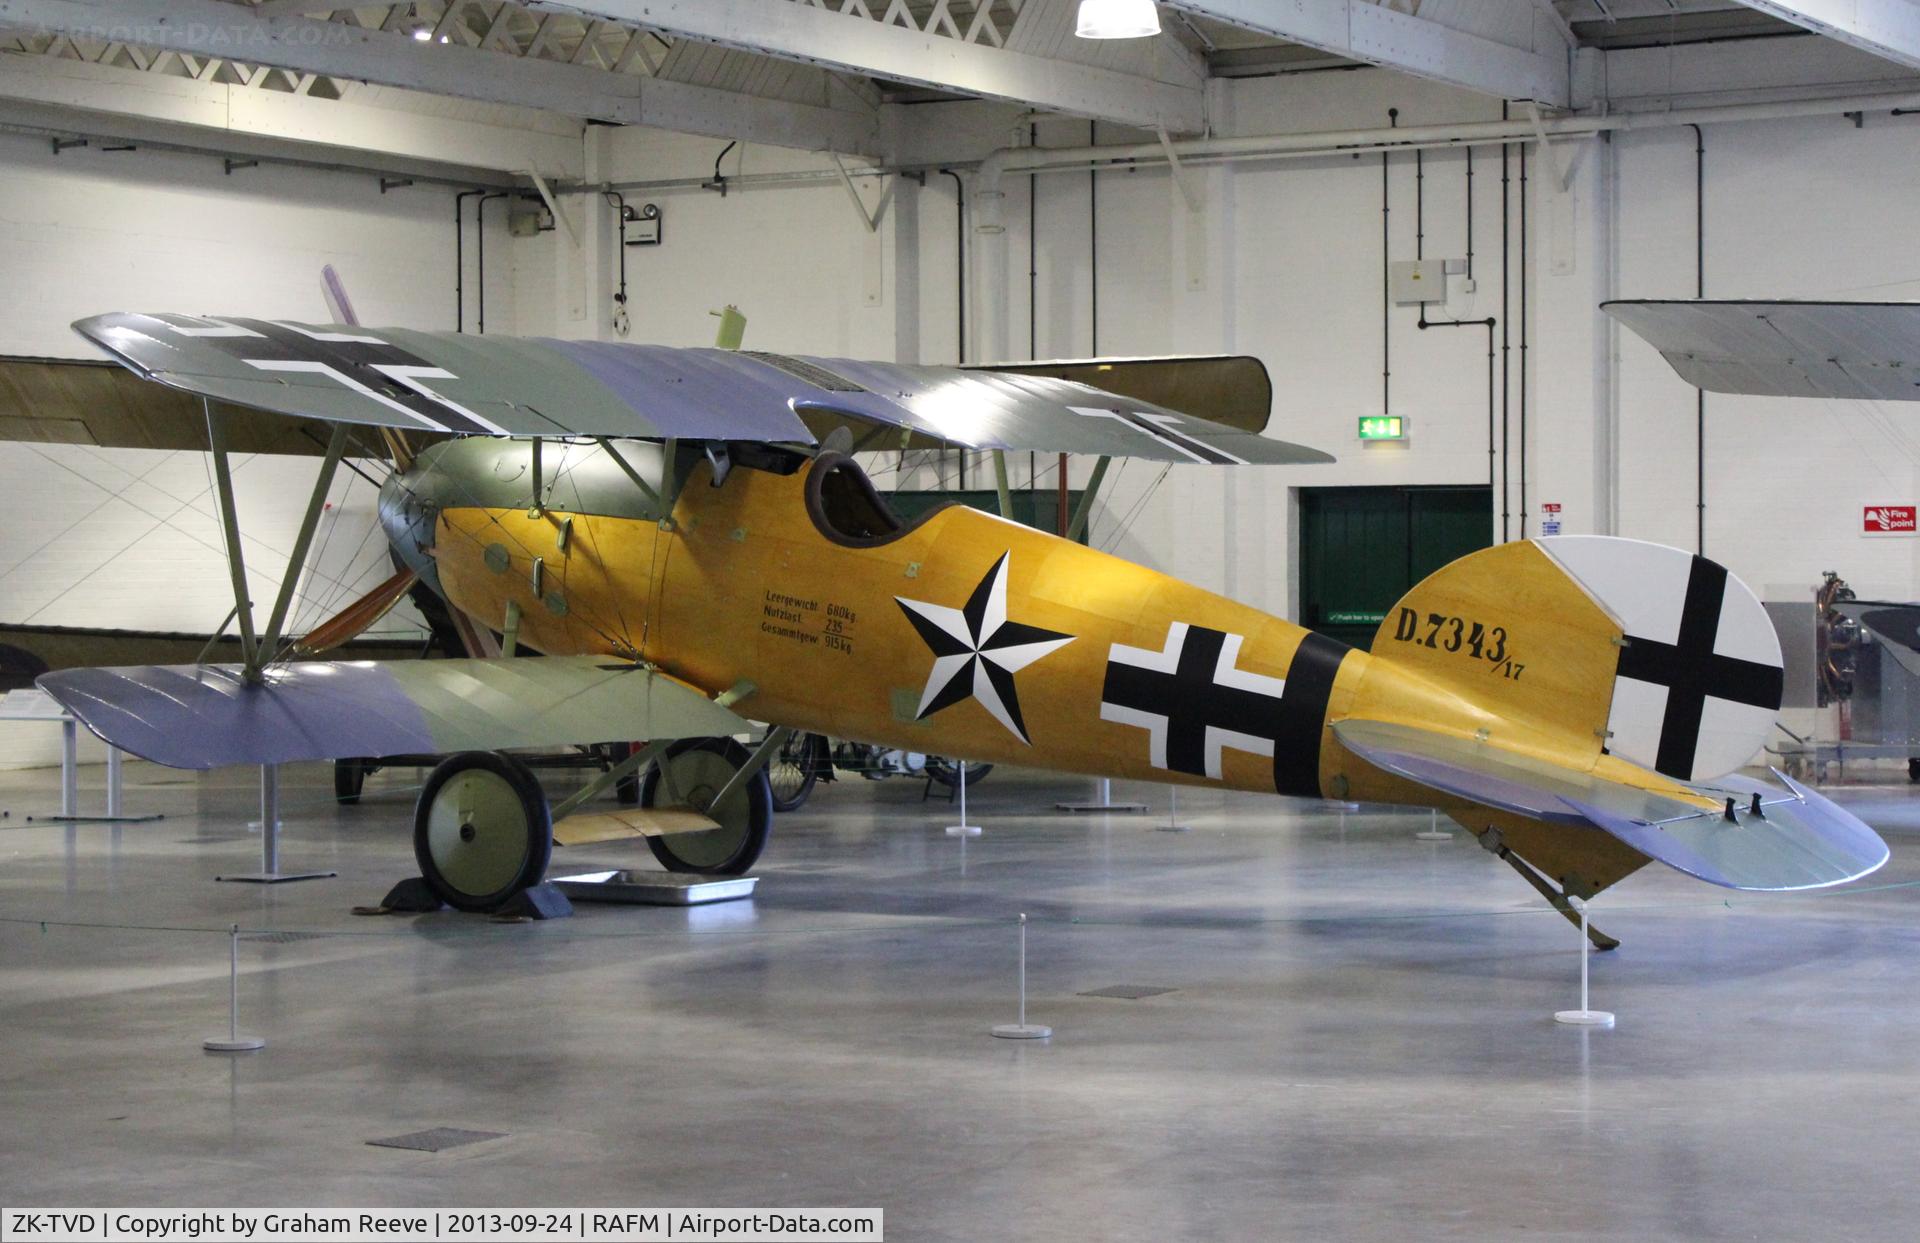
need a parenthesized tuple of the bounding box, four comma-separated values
(37, 656, 748, 770)
(70, 313, 1330, 464)
(1604, 299, 1920, 401)
(1333, 719, 1888, 891)
(1833, 600, 1920, 680)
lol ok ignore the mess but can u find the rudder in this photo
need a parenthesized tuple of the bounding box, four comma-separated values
(1370, 536, 1782, 781)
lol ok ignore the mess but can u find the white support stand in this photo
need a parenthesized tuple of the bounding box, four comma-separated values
(1415, 808, 1453, 842)
(1154, 784, 1191, 832)
(1553, 899, 1615, 1028)
(0, 686, 165, 823)
(1056, 776, 1148, 814)
(991, 913, 1051, 1040)
(203, 924, 265, 1053)
(217, 764, 336, 884)
(944, 761, 981, 837)
(60, 718, 77, 818)
(106, 746, 122, 819)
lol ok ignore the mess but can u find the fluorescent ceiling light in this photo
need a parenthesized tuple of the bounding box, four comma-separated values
(1076, 0, 1160, 40)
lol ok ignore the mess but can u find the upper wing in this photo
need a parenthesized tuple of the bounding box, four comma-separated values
(961, 354, 1274, 434)
(1604, 299, 1920, 401)
(1333, 719, 1888, 891)
(0, 354, 360, 457)
(71, 313, 1331, 465)
(37, 656, 748, 770)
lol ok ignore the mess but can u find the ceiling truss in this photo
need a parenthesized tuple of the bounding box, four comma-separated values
(0, 0, 888, 154)
(1, 2, 686, 102)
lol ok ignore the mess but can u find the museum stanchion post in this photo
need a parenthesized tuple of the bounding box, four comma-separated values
(203, 923, 266, 1053)
(1554, 897, 1615, 1029)
(945, 759, 981, 837)
(991, 913, 1051, 1040)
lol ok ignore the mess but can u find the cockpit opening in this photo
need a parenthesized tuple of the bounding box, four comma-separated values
(805, 453, 946, 547)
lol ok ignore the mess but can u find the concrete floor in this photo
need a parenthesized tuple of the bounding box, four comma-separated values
(2, 758, 1918, 1241)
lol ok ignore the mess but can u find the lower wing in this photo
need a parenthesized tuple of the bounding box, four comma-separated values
(38, 656, 747, 770)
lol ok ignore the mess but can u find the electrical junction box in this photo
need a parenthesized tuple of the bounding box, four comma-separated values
(1390, 258, 1445, 305)
(508, 206, 549, 237)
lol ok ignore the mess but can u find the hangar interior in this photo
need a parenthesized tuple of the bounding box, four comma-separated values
(5, 1, 1920, 1238)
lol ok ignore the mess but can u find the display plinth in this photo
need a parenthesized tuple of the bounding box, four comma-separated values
(551, 870, 757, 906)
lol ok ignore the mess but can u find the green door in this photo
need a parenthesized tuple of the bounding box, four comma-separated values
(1298, 486, 1493, 650)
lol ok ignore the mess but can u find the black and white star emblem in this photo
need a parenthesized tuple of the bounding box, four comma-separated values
(895, 552, 1074, 745)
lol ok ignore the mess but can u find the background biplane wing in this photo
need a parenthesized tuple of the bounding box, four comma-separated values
(1604, 299, 1920, 401)
(37, 656, 748, 770)
(70, 313, 1331, 465)
(1834, 600, 1920, 679)
(1333, 719, 1889, 890)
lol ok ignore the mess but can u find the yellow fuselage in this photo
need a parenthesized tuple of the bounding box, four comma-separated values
(426, 454, 1527, 807)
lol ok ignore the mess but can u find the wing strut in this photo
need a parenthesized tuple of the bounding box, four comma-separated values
(991, 450, 1014, 520)
(257, 422, 349, 672)
(1066, 455, 1112, 543)
(205, 400, 261, 668)
(203, 398, 351, 680)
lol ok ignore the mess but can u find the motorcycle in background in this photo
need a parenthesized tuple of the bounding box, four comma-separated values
(765, 731, 992, 813)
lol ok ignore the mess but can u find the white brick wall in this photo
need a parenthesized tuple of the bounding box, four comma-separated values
(0, 129, 516, 644)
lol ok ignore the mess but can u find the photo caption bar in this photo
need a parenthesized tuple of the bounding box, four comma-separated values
(0, 1209, 883, 1243)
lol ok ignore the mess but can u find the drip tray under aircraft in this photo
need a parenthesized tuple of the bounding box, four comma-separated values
(549, 871, 758, 906)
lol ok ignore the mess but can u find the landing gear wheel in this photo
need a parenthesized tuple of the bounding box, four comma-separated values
(926, 758, 993, 788)
(767, 732, 819, 813)
(413, 750, 552, 912)
(641, 737, 773, 876)
(333, 757, 373, 804)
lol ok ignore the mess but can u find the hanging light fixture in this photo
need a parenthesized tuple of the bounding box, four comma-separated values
(1075, 0, 1161, 39)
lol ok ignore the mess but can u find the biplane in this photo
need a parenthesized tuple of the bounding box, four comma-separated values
(23, 302, 1888, 937)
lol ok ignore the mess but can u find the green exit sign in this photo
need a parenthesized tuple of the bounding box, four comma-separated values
(1358, 415, 1406, 441)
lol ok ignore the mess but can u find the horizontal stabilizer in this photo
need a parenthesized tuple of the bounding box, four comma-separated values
(72, 313, 1331, 465)
(1333, 719, 1701, 826)
(1604, 299, 1920, 401)
(1565, 769, 1888, 891)
(38, 656, 747, 770)
(1334, 720, 1888, 891)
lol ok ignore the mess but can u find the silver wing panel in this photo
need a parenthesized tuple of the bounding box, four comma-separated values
(71, 313, 1333, 464)
(1604, 299, 1920, 401)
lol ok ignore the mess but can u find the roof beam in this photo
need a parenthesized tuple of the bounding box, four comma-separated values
(1165, 0, 1571, 107)
(0, 0, 885, 155)
(1730, 1, 1920, 71)
(0, 52, 566, 184)
(543, 0, 1208, 133)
